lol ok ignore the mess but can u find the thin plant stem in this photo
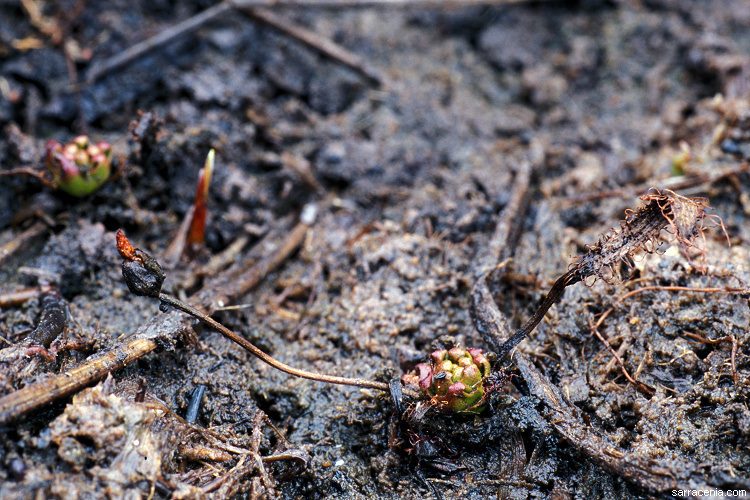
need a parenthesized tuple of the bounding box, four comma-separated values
(158, 293, 421, 397)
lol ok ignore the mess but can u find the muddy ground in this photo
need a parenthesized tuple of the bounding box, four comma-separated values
(1, 0, 750, 498)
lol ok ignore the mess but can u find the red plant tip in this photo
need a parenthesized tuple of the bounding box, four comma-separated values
(187, 149, 215, 246)
(116, 229, 136, 261)
(430, 349, 447, 365)
(416, 363, 433, 393)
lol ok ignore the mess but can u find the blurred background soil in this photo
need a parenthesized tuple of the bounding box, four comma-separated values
(1, 0, 750, 498)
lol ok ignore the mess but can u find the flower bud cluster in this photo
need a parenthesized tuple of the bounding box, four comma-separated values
(403, 347, 491, 414)
(45, 135, 112, 196)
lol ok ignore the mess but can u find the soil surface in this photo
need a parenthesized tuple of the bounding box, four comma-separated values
(1, 1, 750, 499)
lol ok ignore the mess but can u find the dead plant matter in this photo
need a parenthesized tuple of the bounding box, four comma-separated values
(494, 188, 727, 362)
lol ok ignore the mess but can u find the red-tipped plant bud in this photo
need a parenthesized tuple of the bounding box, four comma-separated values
(187, 149, 215, 247)
(403, 346, 492, 414)
(116, 229, 165, 298)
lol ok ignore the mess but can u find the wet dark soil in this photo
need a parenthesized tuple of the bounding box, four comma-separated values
(1, 1, 750, 498)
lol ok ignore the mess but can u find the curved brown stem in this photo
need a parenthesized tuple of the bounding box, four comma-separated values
(158, 294, 420, 397)
(494, 269, 581, 362)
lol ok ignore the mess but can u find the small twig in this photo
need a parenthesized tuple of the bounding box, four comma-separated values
(162, 205, 194, 267)
(61, 37, 86, 133)
(566, 163, 750, 204)
(0, 221, 49, 269)
(261, 448, 310, 464)
(83, 1, 234, 86)
(20, 0, 88, 129)
(200, 455, 251, 494)
(474, 161, 531, 276)
(19, 0, 63, 44)
(240, 7, 388, 86)
(0, 285, 53, 309)
(0, 168, 55, 187)
(731, 336, 739, 386)
(471, 161, 532, 353)
(178, 235, 249, 291)
(587, 316, 654, 395)
(279, 152, 321, 192)
(0, 335, 161, 424)
(251, 410, 275, 494)
(84, 0, 389, 87)
(430, 477, 534, 489)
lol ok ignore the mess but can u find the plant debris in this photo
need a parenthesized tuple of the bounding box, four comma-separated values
(22, 288, 68, 350)
(495, 189, 727, 363)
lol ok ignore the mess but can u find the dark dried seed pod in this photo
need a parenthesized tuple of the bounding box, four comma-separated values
(121, 250, 165, 297)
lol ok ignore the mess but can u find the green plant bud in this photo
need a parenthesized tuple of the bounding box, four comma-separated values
(403, 346, 492, 414)
(44, 136, 112, 196)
